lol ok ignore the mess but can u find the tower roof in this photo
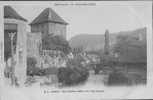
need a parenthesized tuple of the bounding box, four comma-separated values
(4, 6, 27, 22)
(30, 8, 68, 25)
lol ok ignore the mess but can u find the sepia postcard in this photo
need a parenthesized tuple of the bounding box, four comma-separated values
(0, 1, 153, 100)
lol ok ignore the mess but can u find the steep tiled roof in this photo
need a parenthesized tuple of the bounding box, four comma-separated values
(30, 8, 68, 25)
(4, 6, 27, 22)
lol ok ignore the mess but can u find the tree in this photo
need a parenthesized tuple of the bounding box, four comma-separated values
(113, 34, 146, 63)
(104, 29, 110, 55)
(57, 55, 89, 86)
(42, 34, 71, 54)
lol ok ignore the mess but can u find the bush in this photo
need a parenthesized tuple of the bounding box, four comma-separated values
(107, 72, 130, 85)
(27, 57, 37, 67)
(24, 76, 37, 86)
(27, 57, 36, 76)
(27, 57, 43, 76)
(58, 66, 89, 86)
(58, 67, 73, 85)
(42, 67, 58, 76)
(42, 34, 71, 54)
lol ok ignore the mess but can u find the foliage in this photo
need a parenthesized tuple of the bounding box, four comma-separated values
(27, 57, 59, 76)
(24, 76, 37, 86)
(42, 34, 71, 54)
(107, 72, 130, 85)
(27, 57, 40, 76)
(57, 56, 89, 86)
(58, 67, 89, 86)
(42, 67, 58, 76)
(67, 55, 84, 67)
(113, 34, 146, 63)
(27, 57, 37, 68)
(107, 68, 146, 86)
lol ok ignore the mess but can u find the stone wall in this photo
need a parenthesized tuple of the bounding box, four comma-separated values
(27, 32, 42, 67)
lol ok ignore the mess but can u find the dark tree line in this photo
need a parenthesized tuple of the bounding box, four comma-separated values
(42, 34, 71, 54)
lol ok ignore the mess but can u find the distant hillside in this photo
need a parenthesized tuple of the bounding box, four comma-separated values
(69, 27, 146, 52)
(69, 34, 105, 52)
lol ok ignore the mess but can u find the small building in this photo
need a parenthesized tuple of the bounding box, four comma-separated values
(30, 8, 68, 39)
(4, 6, 27, 85)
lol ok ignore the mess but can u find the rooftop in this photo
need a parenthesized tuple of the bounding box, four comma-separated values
(4, 6, 27, 22)
(30, 8, 68, 25)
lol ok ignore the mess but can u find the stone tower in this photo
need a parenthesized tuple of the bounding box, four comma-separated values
(30, 8, 68, 39)
(104, 29, 110, 55)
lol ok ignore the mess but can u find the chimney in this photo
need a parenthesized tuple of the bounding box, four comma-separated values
(104, 29, 109, 55)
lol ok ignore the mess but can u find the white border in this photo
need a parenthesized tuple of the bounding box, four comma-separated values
(0, 1, 153, 99)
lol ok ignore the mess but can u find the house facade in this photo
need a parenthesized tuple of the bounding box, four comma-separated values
(4, 6, 27, 85)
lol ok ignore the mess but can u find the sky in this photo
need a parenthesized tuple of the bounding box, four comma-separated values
(4, 1, 152, 40)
